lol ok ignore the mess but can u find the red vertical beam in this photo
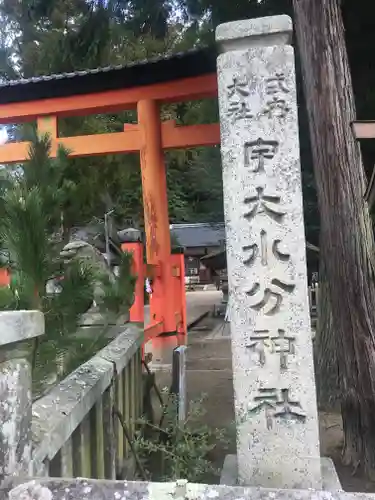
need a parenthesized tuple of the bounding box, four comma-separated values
(170, 252, 187, 340)
(137, 99, 175, 333)
(121, 242, 144, 323)
(0, 268, 10, 287)
(37, 116, 58, 138)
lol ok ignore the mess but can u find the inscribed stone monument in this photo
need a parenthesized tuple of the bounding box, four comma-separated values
(216, 15, 322, 488)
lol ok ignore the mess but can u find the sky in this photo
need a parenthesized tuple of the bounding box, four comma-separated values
(0, 128, 7, 145)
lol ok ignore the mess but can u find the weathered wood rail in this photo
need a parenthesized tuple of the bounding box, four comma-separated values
(31, 323, 143, 480)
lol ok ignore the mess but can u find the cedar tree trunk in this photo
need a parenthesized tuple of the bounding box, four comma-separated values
(314, 236, 339, 410)
(293, 0, 375, 477)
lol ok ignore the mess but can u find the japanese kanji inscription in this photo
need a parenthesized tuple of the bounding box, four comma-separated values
(217, 15, 321, 488)
(263, 73, 291, 118)
(226, 76, 253, 121)
(243, 187, 286, 222)
(249, 387, 306, 430)
(246, 277, 295, 315)
(244, 138, 279, 172)
(246, 328, 296, 369)
(266, 73, 290, 95)
(243, 231, 290, 267)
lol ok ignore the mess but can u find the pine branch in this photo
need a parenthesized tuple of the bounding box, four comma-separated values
(98, 251, 136, 316)
(1, 186, 53, 307)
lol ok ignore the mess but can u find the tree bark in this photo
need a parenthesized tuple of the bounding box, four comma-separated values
(293, 0, 375, 477)
(314, 236, 339, 411)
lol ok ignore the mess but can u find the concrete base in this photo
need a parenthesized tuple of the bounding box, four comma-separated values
(320, 457, 342, 491)
(220, 455, 342, 491)
(8, 476, 370, 500)
(220, 455, 238, 486)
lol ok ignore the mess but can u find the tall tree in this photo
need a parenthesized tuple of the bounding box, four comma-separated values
(0, 134, 136, 396)
(293, 0, 375, 477)
(181, 0, 291, 25)
(0, 0, 224, 231)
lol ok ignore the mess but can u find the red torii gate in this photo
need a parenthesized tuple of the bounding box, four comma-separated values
(0, 48, 220, 342)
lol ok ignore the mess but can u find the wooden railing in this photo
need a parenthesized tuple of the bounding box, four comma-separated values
(31, 323, 143, 480)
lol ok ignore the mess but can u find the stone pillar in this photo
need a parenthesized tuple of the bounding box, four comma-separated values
(216, 16, 321, 488)
(0, 311, 45, 485)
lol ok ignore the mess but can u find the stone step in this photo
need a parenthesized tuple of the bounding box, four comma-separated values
(187, 338, 231, 359)
(186, 337, 232, 371)
(186, 357, 232, 371)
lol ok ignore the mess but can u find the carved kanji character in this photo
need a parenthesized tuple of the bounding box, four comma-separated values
(274, 389, 306, 421)
(243, 230, 268, 266)
(246, 330, 271, 366)
(272, 239, 290, 262)
(246, 328, 295, 369)
(249, 388, 306, 429)
(227, 76, 250, 99)
(242, 242, 258, 267)
(228, 100, 254, 120)
(249, 387, 277, 430)
(250, 388, 277, 411)
(263, 97, 290, 119)
(266, 73, 290, 95)
(244, 138, 279, 172)
(271, 329, 296, 369)
(244, 187, 286, 223)
(246, 278, 295, 315)
(243, 231, 290, 268)
(226, 76, 253, 121)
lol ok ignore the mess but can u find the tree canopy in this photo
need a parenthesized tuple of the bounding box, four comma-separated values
(3, 0, 375, 478)
(0, 133, 136, 396)
(0, 0, 373, 259)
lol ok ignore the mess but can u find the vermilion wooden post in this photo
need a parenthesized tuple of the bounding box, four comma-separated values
(121, 242, 144, 324)
(37, 116, 58, 139)
(0, 268, 10, 287)
(170, 252, 187, 340)
(137, 99, 175, 333)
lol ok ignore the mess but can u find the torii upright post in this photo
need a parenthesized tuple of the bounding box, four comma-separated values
(0, 64, 220, 341)
(137, 99, 176, 334)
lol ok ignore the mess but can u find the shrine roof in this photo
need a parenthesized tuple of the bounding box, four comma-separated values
(170, 222, 225, 249)
(0, 47, 217, 105)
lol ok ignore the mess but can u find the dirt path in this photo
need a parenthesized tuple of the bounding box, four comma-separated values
(320, 412, 375, 492)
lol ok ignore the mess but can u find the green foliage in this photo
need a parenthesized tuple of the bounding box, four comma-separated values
(0, 285, 16, 310)
(0, 0, 226, 233)
(135, 393, 228, 482)
(181, 0, 291, 26)
(0, 138, 91, 392)
(99, 250, 137, 316)
(0, 136, 135, 396)
(45, 260, 97, 334)
(2, 187, 51, 309)
(0, 0, 320, 247)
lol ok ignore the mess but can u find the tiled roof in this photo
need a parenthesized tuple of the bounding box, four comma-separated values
(0, 47, 217, 104)
(170, 222, 225, 248)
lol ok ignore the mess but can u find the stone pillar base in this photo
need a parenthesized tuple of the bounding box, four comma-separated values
(220, 455, 342, 491)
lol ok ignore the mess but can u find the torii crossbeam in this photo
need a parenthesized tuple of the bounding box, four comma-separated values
(0, 48, 221, 342)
